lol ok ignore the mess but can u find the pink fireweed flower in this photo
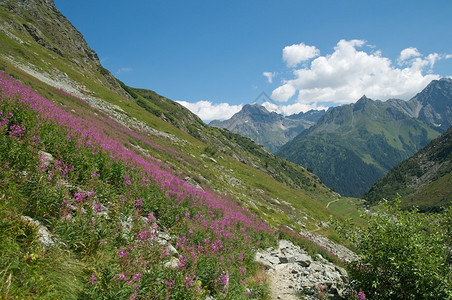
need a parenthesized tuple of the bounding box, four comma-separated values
(118, 247, 131, 259)
(134, 199, 142, 208)
(238, 252, 243, 262)
(8, 124, 25, 137)
(184, 274, 197, 291)
(135, 230, 154, 242)
(164, 279, 175, 287)
(358, 289, 366, 300)
(132, 273, 142, 282)
(239, 267, 246, 275)
(146, 212, 155, 223)
(73, 192, 86, 204)
(31, 135, 41, 144)
(161, 248, 170, 257)
(90, 273, 97, 286)
(115, 273, 127, 282)
(177, 255, 187, 268)
(220, 271, 229, 289)
(94, 203, 102, 212)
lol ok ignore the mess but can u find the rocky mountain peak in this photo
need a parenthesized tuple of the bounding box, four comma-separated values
(410, 78, 452, 130)
(353, 95, 375, 112)
(210, 104, 324, 153)
(240, 103, 272, 116)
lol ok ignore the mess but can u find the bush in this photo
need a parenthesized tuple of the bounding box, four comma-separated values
(342, 199, 451, 299)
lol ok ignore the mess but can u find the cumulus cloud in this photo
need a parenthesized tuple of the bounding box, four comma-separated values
(282, 43, 320, 68)
(263, 71, 276, 83)
(176, 100, 242, 122)
(271, 39, 448, 106)
(398, 47, 421, 63)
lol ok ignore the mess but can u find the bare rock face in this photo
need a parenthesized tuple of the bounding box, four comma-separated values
(256, 239, 350, 299)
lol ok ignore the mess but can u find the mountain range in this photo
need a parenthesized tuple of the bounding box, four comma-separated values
(210, 104, 325, 153)
(216, 80, 452, 197)
(278, 80, 452, 197)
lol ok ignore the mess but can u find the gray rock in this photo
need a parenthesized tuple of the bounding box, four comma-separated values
(295, 254, 312, 267)
(38, 150, 54, 167)
(279, 256, 289, 264)
(20, 216, 55, 247)
(164, 257, 179, 269)
(167, 244, 179, 257)
(335, 266, 348, 277)
(267, 255, 280, 265)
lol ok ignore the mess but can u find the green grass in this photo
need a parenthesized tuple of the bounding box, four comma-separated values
(327, 197, 367, 226)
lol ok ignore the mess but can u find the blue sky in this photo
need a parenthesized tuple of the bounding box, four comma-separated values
(54, 0, 452, 121)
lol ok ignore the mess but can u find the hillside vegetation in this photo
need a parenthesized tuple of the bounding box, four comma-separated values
(0, 0, 356, 298)
(2, 1, 450, 299)
(365, 126, 452, 211)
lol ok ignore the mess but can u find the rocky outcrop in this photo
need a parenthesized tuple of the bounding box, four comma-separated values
(20, 216, 56, 247)
(256, 240, 349, 299)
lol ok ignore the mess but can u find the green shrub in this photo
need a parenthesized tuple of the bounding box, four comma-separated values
(342, 199, 451, 299)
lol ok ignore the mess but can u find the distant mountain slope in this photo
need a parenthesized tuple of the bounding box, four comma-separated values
(210, 104, 324, 153)
(364, 126, 452, 211)
(277, 88, 447, 197)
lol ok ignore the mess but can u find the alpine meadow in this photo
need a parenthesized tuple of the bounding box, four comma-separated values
(0, 1, 451, 299)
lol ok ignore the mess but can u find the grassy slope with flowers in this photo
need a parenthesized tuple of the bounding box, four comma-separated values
(0, 1, 363, 298)
(0, 0, 353, 233)
(0, 70, 275, 298)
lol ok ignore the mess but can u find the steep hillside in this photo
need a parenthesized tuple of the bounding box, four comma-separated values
(278, 95, 442, 197)
(210, 104, 324, 153)
(365, 126, 452, 211)
(0, 1, 355, 298)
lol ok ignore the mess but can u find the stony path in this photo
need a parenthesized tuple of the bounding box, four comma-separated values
(256, 240, 351, 299)
(268, 263, 300, 299)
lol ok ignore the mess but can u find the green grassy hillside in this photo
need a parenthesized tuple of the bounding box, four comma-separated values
(365, 126, 452, 211)
(0, 1, 360, 298)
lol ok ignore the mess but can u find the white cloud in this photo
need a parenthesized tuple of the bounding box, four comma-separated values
(282, 43, 320, 68)
(271, 39, 445, 106)
(177, 100, 242, 122)
(398, 47, 421, 63)
(262, 101, 327, 115)
(117, 67, 133, 75)
(263, 71, 276, 83)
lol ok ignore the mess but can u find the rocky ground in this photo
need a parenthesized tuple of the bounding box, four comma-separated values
(256, 239, 355, 299)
